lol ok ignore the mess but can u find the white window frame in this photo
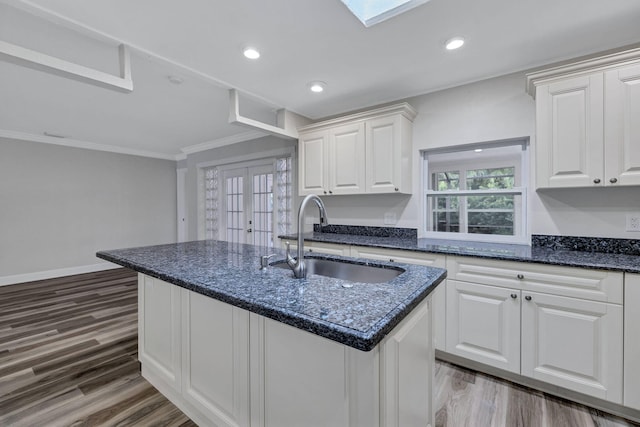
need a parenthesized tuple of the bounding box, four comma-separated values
(422, 138, 529, 244)
(196, 147, 296, 242)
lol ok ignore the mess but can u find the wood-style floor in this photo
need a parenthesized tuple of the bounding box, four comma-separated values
(0, 268, 638, 427)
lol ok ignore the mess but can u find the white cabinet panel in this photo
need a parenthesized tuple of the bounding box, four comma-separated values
(521, 292, 623, 403)
(447, 255, 623, 304)
(138, 274, 182, 391)
(535, 74, 604, 188)
(329, 122, 365, 194)
(605, 64, 640, 186)
(446, 280, 521, 373)
(297, 103, 415, 196)
(624, 274, 640, 410)
(182, 290, 250, 427)
(299, 129, 328, 195)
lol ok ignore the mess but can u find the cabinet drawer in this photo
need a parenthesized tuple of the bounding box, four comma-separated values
(350, 246, 446, 268)
(446, 256, 622, 304)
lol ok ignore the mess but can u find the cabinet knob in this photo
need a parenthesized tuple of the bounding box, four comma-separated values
(389, 258, 395, 262)
(517, 274, 524, 280)
(510, 293, 517, 299)
(593, 178, 601, 184)
(609, 177, 618, 184)
(394, 187, 399, 192)
(323, 190, 327, 194)
(525, 295, 532, 301)
(329, 190, 333, 194)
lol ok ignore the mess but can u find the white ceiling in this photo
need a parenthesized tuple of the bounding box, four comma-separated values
(1, 0, 640, 160)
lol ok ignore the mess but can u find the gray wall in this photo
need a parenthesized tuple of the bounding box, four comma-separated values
(0, 138, 177, 280)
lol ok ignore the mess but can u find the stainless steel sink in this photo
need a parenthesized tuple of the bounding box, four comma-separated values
(271, 257, 404, 284)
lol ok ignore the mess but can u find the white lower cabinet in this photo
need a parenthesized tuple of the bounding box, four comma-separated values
(138, 274, 182, 392)
(624, 274, 640, 410)
(446, 280, 520, 373)
(445, 256, 624, 405)
(139, 274, 435, 427)
(181, 291, 250, 427)
(521, 291, 622, 403)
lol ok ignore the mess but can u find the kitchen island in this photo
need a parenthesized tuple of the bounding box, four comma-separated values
(97, 240, 446, 427)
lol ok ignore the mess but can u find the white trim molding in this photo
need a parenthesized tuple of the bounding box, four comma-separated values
(181, 130, 267, 156)
(0, 262, 121, 287)
(0, 40, 133, 92)
(0, 128, 177, 160)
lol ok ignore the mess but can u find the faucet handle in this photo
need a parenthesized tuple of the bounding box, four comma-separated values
(260, 254, 276, 270)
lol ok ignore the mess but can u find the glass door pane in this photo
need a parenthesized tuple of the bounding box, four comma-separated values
(250, 165, 274, 248)
(222, 168, 245, 244)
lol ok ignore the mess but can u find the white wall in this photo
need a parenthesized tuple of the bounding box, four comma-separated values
(320, 72, 640, 240)
(0, 138, 177, 283)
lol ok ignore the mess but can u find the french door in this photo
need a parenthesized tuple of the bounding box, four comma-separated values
(221, 164, 275, 247)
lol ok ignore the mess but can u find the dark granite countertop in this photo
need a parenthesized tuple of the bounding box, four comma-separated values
(96, 240, 446, 352)
(279, 232, 640, 274)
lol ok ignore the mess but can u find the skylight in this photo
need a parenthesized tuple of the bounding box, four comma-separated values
(340, 0, 430, 27)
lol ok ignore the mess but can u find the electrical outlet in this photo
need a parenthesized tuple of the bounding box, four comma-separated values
(626, 213, 640, 232)
(383, 212, 397, 225)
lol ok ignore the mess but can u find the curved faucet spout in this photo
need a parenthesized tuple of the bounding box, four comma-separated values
(286, 194, 328, 278)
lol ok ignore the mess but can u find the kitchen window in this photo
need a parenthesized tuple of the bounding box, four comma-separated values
(423, 138, 528, 243)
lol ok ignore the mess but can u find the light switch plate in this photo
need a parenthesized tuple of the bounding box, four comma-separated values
(626, 213, 640, 232)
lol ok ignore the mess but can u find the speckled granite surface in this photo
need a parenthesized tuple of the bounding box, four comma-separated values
(280, 232, 640, 273)
(96, 240, 446, 352)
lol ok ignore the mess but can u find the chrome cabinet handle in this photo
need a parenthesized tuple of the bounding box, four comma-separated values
(517, 274, 524, 280)
(593, 178, 601, 184)
(510, 293, 517, 299)
(525, 295, 532, 301)
(610, 177, 618, 184)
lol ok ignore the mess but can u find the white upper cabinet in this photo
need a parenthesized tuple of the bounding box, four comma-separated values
(298, 103, 416, 196)
(527, 48, 640, 189)
(605, 63, 640, 186)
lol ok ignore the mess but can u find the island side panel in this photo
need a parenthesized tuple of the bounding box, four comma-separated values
(138, 274, 182, 392)
(380, 296, 434, 427)
(252, 316, 380, 427)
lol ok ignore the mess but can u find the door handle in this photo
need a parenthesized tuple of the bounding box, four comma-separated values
(247, 228, 252, 233)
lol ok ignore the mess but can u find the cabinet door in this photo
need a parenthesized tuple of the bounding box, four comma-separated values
(446, 280, 521, 373)
(138, 274, 182, 391)
(535, 74, 604, 188)
(624, 274, 640, 410)
(521, 292, 623, 403)
(329, 122, 365, 194)
(299, 129, 328, 195)
(366, 115, 404, 193)
(605, 64, 640, 186)
(181, 289, 250, 427)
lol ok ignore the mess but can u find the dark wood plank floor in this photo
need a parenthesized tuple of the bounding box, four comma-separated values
(0, 268, 638, 426)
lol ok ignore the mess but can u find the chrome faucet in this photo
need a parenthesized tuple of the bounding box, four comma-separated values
(286, 194, 328, 278)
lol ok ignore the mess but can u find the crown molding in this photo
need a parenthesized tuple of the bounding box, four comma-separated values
(0, 129, 177, 160)
(526, 47, 640, 97)
(180, 130, 267, 155)
(297, 102, 418, 133)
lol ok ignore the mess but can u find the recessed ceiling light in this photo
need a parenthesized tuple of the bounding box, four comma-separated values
(445, 37, 465, 50)
(167, 75, 184, 85)
(474, 148, 483, 153)
(243, 47, 260, 59)
(308, 81, 327, 93)
(43, 131, 68, 139)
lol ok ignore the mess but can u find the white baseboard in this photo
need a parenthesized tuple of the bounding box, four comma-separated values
(0, 262, 122, 287)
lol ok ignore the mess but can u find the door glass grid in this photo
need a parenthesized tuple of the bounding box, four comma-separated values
(204, 167, 219, 240)
(253, 173, 274, 247)
(276, 157, 293, 236)
(226, 176, 244, 243)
